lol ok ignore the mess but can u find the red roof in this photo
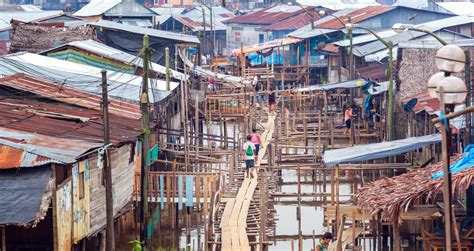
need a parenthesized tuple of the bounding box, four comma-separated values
(263, 8, 323, 31)
(317, 6, 394, 29)
(0, 96, 142, 144)
(0, 74, 141, 119)
(225, 5, 304, 25)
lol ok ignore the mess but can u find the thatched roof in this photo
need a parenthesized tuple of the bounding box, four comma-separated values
(355, 154, 474, 225)
(395, 47, 470, 103)
(9, 24, 94, 54)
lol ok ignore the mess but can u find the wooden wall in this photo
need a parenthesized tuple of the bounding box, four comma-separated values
(72, 160, 91, 242)
(56, 177, 73, 251)
(89, 143, 138, 234)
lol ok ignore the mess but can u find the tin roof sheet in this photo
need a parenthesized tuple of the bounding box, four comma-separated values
(0, 127, 100, 169)
(263, 8, 322, 31)
(0, 96, 142, 144)
(435, 2, 474, 16)
(316, 5, 394, 29)
(42, 39, 188, 81)
(74, 0, 121, 17)
(0, 73, 141, 119)
(0, 10, 64, 30)
(236, 37, 303, 54)
(87, 20, 200, 44)
(0, 52, 179, 103)
(225, 4, 303, 25)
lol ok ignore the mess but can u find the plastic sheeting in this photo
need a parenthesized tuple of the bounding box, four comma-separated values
(178, 48, 251, 86)
(0, 166, 52, 225)
(432, 144, 474, 179)
(323, 134, 441, 166)
(296, 79, 368, 92)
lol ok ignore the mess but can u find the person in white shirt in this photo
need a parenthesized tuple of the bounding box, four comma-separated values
(242, 135, 256, 178)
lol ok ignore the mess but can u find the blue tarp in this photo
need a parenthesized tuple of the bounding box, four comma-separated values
(432, 144, 474, 179)
(323, 134, 441, 166)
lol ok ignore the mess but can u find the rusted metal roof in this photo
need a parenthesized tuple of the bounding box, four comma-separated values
(0, 127, 100, 169)
(233, 37, 303, 55)
(225, 5, 304, 25)
(0, 74, 141, 119)
(263, 8, 322, 31)
(357, 63, 387, 81)
(317, 6, 394, 29)
(0, 96, 142, 144)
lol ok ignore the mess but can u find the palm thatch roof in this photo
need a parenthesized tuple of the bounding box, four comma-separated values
(355, 154, 474, 225)
(9, 23, 94, 53)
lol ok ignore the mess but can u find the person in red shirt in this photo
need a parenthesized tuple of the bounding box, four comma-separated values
(344, 106, 353, 135)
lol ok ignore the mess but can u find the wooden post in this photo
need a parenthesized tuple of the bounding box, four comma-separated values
(336, 215, 346, 251)
(102, 70, 115, 251)
(1, 226, 5, 251)
(393, 222, 401, 251)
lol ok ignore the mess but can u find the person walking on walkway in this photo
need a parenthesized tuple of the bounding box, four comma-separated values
(251, 129, 262, 156)
(344, 105, 353, 135)
(243, 135, 256, 178)
(315, 232, 333, 251)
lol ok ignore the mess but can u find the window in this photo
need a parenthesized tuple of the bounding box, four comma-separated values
(79, 172, 85, 199)
(259, 34, 264, 44)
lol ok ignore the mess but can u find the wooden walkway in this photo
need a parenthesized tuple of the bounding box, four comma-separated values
(220, 110, 276, 251)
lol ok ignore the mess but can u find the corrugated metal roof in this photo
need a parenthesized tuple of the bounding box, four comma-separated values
(263, 8, 322, 31)
(236, 37, 303, 54)
(0, 96, 142, 144)
(103, 0, 155, 17)
(356, 63, 387, 81)
(317, 6, 394, 29)
(87, 20, 200, 44)
(0, 127, 100, 169)
(0, 10, 64, 30)
(42, 39, 188, 81)
(151, 7, 187, 16)
(435, 2, 474, 16)
(288, 7, 356, 37)
(74, 0, 121, 17)
(0, 73, 141, 119)
(179, 6, 235, 31)
(289, 27, 338, 39)
(225, 4, 302, 25)
(0, 52, 179, 103)
(297, 0, 380, 10)
(333, 29, 397, 47)
(353, 15, 474, 57)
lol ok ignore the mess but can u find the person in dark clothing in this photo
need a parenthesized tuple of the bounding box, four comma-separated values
(268, 88, 276, 111)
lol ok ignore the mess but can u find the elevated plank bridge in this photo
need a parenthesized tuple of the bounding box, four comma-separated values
(219, 109, 276, 251)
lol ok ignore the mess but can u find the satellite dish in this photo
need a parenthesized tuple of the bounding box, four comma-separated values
(404, 98, 418, 112)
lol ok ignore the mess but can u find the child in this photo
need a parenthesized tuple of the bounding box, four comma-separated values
(315, 232, 333, 251)
(242, 135, 256, 179)
(251, 129, 262, 156)
(344, 106, 353, 135)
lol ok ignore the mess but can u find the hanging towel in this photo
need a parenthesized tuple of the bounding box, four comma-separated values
(186, 176, 194, 207)
(160, 175, 164, 210)
(178, 176, 183, 210)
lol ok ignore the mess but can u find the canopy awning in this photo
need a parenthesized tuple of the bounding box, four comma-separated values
(323, 134, 441, 166)
(233, 37, 303, 55)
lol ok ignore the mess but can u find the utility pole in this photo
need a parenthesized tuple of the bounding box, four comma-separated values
(202, 7, 207, 57)
(140, 35, 151, 248)
(102, 70, 115, 251)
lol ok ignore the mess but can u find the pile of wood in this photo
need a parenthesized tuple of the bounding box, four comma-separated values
(355, 154, 474, 224)
(9, 24, 94, 53)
